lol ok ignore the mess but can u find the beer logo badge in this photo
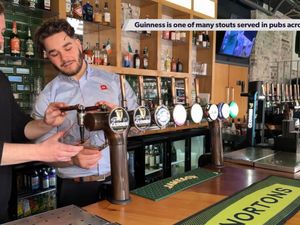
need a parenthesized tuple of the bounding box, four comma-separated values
(154, 105, 171, 128)
(173, 104, 187, 126)
(109, 107, 130, 133)
(134, 106, 151, 131)
(190, 103, 203, 123)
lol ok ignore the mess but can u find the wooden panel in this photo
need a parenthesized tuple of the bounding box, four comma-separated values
(211, 63, 229, 104)
(228, 65, 249, 120)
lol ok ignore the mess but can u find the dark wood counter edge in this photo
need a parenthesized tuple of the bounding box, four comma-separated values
(83, 162, 300, 225)
(128, 121, 208, 137)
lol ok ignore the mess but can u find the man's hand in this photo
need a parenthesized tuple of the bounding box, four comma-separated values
(71, 148, 102, 169)
(44, 102, 67, 127)
(37, 132, 83, 162)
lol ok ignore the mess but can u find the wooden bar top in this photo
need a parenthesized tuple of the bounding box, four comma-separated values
(83, 163, 300, 225)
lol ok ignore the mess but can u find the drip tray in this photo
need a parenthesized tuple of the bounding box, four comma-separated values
(255, 151, 300, 173)
(224, 147, 276, 166)
(3, 205, 117, 225)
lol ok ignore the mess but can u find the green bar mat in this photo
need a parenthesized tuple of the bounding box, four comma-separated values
(131, 168, 220, 201)
(176, 176, 300, 225)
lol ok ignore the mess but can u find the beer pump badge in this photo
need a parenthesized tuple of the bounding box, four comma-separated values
(218, 103, 230, 119)
(133, 106, 151, 130)
(206, 104, 218, 122)
(229, 101, 239, 119)
(155, 105, 171, 128)
(191, 103, 203, 123)
(173, 104, 187, 126)
(109, 107, 130, 133)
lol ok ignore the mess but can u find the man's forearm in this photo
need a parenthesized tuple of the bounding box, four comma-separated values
(1, 143, 41, 165)
(24, 119, 53, 140)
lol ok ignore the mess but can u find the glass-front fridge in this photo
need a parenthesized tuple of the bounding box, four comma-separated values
(144, 143, 165, 185)
(191, 135, 206, 170)
(171, 139, 186, 176)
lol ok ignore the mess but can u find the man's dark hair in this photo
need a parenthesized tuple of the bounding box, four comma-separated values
(34, 18, 75, 55)
(0, 1, 5, 14)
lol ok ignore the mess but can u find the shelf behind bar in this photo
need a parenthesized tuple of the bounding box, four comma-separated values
(18, 188, 56, 200)
(94, 65, 190, 78)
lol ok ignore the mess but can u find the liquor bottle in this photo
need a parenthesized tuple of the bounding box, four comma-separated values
(10, 21, 21, 57)
(48, 167, 56, 188)
(105, 39, 112, 55)
(100, 44, 108, 65)
(44, 0, 51, 10)
(176, 58, 183, 72)
(42, 168, 49, 190)
(142, 47, 149, 69)
(164, 50, 171, 72)
(205, 31, 210, 48)
(171, 57, 177, 72)
(149, 145, 155, 169)
(180, 32, 186, 42)
(28, 0, 36, 9)
(103, 2, 111, 25)
(170, 31, 176, 41)
(31, 169, 39, 192)
(93, 0, 102, 23)
(145, 146, 150, 169)
(66, 0, 72, 17)
(154, 146, 160, 169)
(83, 42, 94, 64)
(175, 31, 181, 41)
(202, 32, 208, 48)
(25, 27, 34, 58)
(162, 31, 170, 40)
(72, 0, 83, 20)
(133, 49, 140, 69)
(83, 1, 93, 22)
(93, 42, 101, 65)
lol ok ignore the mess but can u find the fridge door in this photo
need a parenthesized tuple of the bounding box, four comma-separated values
(171, 139, 186, 176)
(144, 143, 164, 184)
(191, 135, 206, 170)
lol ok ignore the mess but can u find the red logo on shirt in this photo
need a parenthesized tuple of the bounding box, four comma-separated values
(100, 85, 108, 90)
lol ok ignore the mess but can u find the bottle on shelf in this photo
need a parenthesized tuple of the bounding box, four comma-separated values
(133, 49, 140, 69)
(145, 145, 150, 169)
(72, 0, 83, 20)
(43, 0, 51, 11)
(66, 0, 72, 17)
(170, 31, 176, 41)
(171, 57, 177, 72)
(93, 42, 101, 65)
(164, 50, 171, 72)
(100, 44, 108, 66)
(123, 42, 132, 67)
(93, 0, 102, 23)
(180, 32, 186, 42)
(205, 31, 210, 48)
(48, 167, 56, 188)
(30, 169, 39, 192)
(10, 21, 21, 57)
(28, 0, 36, 9)
(149, 145, 155, 169)
(25, 27, 34, 58)
(154, 146, 160, 169)
(176, 58, 183, 72)
(42, 168, 49, 190)
(142, 47, 149, 69)
(105, 39, 112, 55)
(83, 42, 93, 64)
(175, 31, 181, 41)
(103, 2, 111, 26)
(82, 1, 93, 22)
(143, 15, 151, 36)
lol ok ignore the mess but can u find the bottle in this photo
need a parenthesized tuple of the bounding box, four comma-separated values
(171, 57, 177, 72)
(31, 170, 39, 192)
(205, 31, 210, 48)
(93, 0, 102, 23)
(170, 31, 176, 41)
(48, 167, 56, 188)
(83, 42, 93, 64)
(133, 49, 140, 69)
(175, 31, 181, 41)
(149, 145, 155, 169)
(10, 21, 21, 57)
(28, 0, 36, 9)
(44, 0, 51, 10)
(176, 58, 183, 72)
(154, 146, 160, 169)
(142, 47, 149, 69)
(171, 144, 177, 162)
(143, 15, 151, 36)
(145, 146, 150, 169)
(93, 42, 100, 65)
(180, 32, 186, 42)
(25, 27, 34, 58)
(202, 32, 208, 48)
(83, 1, 93, 22)
(100, 44, 108, 65)
(103, 2, 111, 25)
(66, 0, 72, 17)
(164, 50, 171, 72)
(162, 31, 170, 40)
(72, 0, 82, 20)
(42, 168, 49, 190)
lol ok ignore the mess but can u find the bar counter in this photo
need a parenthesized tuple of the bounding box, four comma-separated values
(83, 163, 300, 225)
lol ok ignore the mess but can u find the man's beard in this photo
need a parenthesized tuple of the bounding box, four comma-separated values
(54, 50, 84, 77)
